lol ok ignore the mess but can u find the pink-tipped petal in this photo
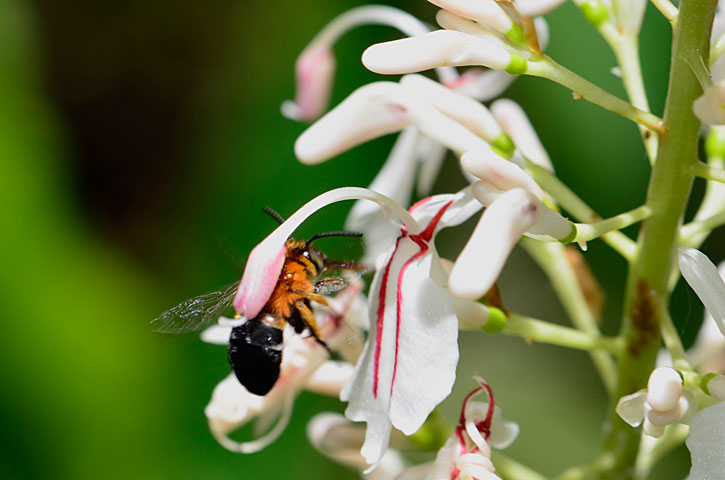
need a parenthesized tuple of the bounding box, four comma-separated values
(282, 48, 336, 122)
(233, 243, 287, 319)
(362, 30, 512, 75)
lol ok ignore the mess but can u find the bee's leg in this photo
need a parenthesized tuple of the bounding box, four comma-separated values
(294, 300, 332, 355)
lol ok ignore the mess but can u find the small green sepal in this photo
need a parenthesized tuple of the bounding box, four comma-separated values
(701, 373, 721, 396)
(559, 222, 578, 244)
(505, 53, 527, 75)
(705, 128, 725, 159)
(492, 133, 515, 157)
(506, 24, 525, 45)
(483, 307, 507, 333)
(581, 0, 609, 27)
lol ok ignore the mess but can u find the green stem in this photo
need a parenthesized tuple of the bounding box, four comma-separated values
(656, 300, 690, 370)
(651, 0, 679, 24)
(527, 162, 637, 259)
(600, 1, 717, 476)
(633, 424, 689, 479)
(556, 453, 617, 480)
(680, 211, 725, 245)
(612, 38, 659, 163)
(505, 313, 623, 353)
(693, 161, 725, 182)
(522, 239, 618, 394)
(573, 205, 652, 244)
(492, 452, 548, 480)
(527, 57, 664, 132)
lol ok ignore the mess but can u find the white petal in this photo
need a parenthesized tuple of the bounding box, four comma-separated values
(447, 69, 515, 102)
(281, 47, 335, 122)
(346, 128, 419, 264)
(646, 366, 682, 412)
(515, 0, 567, 16)
(425, 435, 459, 480)
(612, 0, 647, 36)
(678, 248, 725, 336)
(434, 10, 511, 49)
(461, 147, 544, 197)
(425, 0, 512, 34)
(490, 99, 554, 172)
(295, 82, 487, 164)
(343, 217, 460, 465)
(415, 137, 448, 196)
(615, 390, 646, 427)
(307, 413, 407, 480)
(708, 376, 725, 401)
(686, 402, 725, 479)
(693, 82, 725, 125)
(408, 187, 482, 234)
(200, 324, 232, 345)
(362, 30, 514, 75)
(449, 189, 538, 299)
(642, 418, 665, 438)
(401, 74, 502, 143)
(306, 361, 356, 396)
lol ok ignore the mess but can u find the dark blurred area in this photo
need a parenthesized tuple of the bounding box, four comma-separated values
(0, 0, 709, 478)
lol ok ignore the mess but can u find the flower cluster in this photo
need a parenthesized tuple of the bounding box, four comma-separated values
(181, 0, 725, 477)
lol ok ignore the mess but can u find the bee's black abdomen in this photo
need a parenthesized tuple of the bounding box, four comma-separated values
(228, 320, 283, 396)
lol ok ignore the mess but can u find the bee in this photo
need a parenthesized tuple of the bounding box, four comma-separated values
(152, 208, 365, 396)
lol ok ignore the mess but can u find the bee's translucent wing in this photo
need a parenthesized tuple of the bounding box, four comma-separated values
(314, 277, 350, 295)
(151, 282, 239, 334)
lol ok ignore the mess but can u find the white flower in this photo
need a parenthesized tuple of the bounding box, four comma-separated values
(616, 367, 696, 438)
(418, 378, 518, 480)
(342, 189, 483, 468)
(281, 5, 457, 122)
(678, 248, 725, 337)
(204, 279, 365, 453)
(686, 402, 725, 479)
(612, 0, 648, 36)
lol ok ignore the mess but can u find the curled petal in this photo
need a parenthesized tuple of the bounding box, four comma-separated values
(295, 82, 486, 164)
(490, 99, 554, 172)
(678, 248, 725, 336)
(464, 402, 519, 450)
(400, 74, 503, 143)
(615, 390, 647, 427)
(234, 187, 419, 317)
(363, 30, 514, 75)
(200, 323, 233, 345)
(425, 0, 512, 34)
(693, 82, 725, 125)
(445, 69, 515, 102)
(449, 188, 539, 300)
(205, 374, 294, 453)
(686, 402, 725, 478)
(306, 361, 356, 397)
(461, 147, 544, 197)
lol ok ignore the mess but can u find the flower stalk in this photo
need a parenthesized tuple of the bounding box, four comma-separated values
(526, 57, 664, 133)
(600, 0, 718, 475)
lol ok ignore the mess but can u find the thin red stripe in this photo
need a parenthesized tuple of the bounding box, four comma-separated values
(390, 201, 454, 395)
(373, 237, 402, 398)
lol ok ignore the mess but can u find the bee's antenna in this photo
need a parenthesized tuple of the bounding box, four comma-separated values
(263, 206, 286, 225)
(307, 231, 363, 245)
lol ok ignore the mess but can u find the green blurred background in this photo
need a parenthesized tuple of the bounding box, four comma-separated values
(0, 0, 717, 478)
